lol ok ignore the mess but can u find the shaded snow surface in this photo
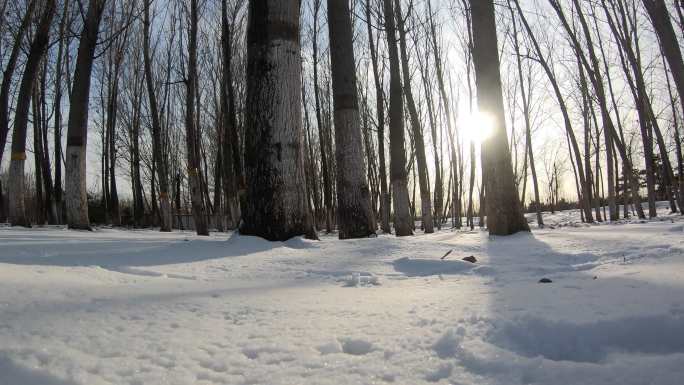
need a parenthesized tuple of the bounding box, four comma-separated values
(1, 202, 684, 384)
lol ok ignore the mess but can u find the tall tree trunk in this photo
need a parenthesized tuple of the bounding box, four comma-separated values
(185, 0, 209, 235)
(508, 0, 543, 227)
(548, 0, 616, 219)
(221, 0, 240, 229)
(427, 0, 458, 228)
(602, 0, 663, 217)
(383, 0, 413, 236)
(0, 0, 36, 168)
(143, 0, 172, 231)
(53, 0, 70, 224)
(105, 48, 122, 226)
(394, 0, 433, 233)
(664, 46, 684, 215)
(240, 0, 316, 241)
(415, 38, 443, 229)
(33, 95, 44, 225)
(65, 0, 107, 230)
(311, 0, 333, 233)
(327, 0, 376, 239)
(38, 61, 57, 224)
(8, 0, 56, 227)
(470, 0, 529, 235)
(642, 0, 684, 123)
(365, 0, 391, 233)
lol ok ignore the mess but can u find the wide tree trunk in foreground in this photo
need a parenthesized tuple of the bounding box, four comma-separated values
(470, 0, 529, 235)
(240, 0, 316, 241)
(65, 0, 107, 230)
(8, 0, 56, 227)
(327, 0, 376, 239)
(383, 0, 413, 236)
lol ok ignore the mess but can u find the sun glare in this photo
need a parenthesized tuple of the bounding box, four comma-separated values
(458, 111, 495, 145)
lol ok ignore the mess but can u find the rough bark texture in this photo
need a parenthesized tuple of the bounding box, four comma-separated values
(383, 0, 413, 236)
(470, 0, 529, 235)
(240, 0, 316, 241)
(327, 0, 376, 239)
(65, 0, 107, 230)
(8, 0, 56, 227)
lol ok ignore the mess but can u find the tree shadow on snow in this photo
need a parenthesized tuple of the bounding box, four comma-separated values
(0, 355, 78, 385)
(0, 230, 318, 268)
(445, 231, 684, 383)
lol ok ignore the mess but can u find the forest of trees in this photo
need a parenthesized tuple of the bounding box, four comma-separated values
(0, 0, 683, 241)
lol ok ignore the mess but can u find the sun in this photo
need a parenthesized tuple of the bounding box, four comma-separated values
(457, 110, 495, 145)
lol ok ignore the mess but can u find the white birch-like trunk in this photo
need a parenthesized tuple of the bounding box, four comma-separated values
(65, 144, 89, 228)
(8, 155, 28, 226)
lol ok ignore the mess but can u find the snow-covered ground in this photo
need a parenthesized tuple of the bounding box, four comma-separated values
(1, 203, 684, 385)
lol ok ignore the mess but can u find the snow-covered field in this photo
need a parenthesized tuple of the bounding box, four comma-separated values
(1, 204, 684, 385)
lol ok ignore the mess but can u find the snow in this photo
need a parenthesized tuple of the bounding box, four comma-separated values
(1, 203, 684, 384)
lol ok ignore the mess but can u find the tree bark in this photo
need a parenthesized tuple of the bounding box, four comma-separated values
(383, 0, 413, 236)
(8, 0, 56, 227)
(642, 0, 684, 123)
(470, 0, 529, 235)
(0, 0, 36, 169)
(327, 0, 376, 239)
(240, 0, 316, 241)
(65, 0, 107, 230)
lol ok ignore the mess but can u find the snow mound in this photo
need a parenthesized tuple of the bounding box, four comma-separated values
(342, 272, 380, 287)
(316, 339, 343, 355)
(489, 314, 684, 363)
(0, 355, 75, 385)
(338, 338, 376, 355)
(393, 257, 476, 277)
(432, 327, 466, 358)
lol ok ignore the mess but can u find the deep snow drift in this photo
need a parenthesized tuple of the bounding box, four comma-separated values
(1, 204, 684, 385)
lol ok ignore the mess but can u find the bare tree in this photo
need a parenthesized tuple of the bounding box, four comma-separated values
(65, 0, 107, 230)
(184, 0, 209, 235)
(470, 0, 529, 235)
(365, 0, 391, 233)
(8, 0, 57, 227)
(240, 0, 316, 241)
(383, 0, 413, 236)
